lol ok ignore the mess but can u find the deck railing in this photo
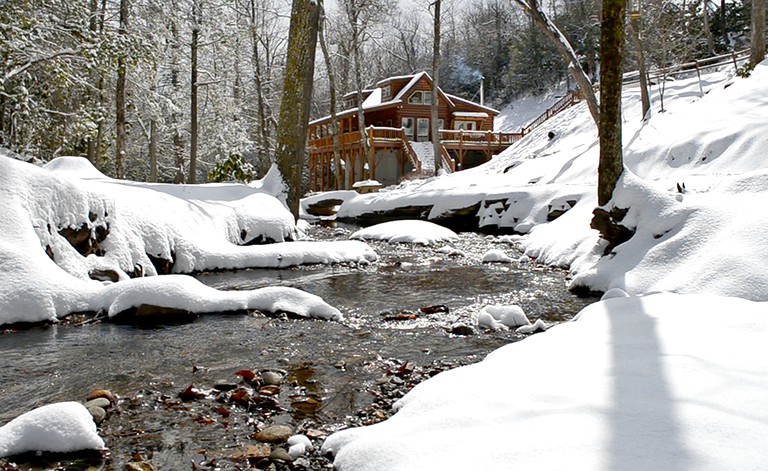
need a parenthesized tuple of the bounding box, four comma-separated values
(438, 129, 522, 147)
(520, 90, 581, 136)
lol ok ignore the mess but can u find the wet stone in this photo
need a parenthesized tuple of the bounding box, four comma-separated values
(86, 389, 115, 403)
(213, 381, 238, 392)
(126, 462, 154, 471)
(270, 447, 293, 462)
(261, 371, 284, 386)
(254, 425, 293, 443)
(87, 405, 106, 424)
(85, 397, 111, 409)
(450, 324, 475, 336)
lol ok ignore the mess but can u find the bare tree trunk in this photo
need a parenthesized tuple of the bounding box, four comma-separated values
(629, 14, 651, 120)
(752, 0, 766, 65)
(597, 0, 626, 206)
(349, 4, 369, 169)
(509, 0, 600, 127)
(702, 0, 715, 55)
(431, 0, 441, 175)
(115, 0, 130, 179)
(319, 0, 344, 190)
(250, 0, 271, 165)
(189, 0, 200, 183)
(149, 116, 158, 182)
(86, 0, 99, 164)
(275, 0, 321, 219)
(93, 0, 107, 170)
(721, 0, 728, 49)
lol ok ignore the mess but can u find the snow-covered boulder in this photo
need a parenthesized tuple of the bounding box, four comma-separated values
(350, 220, 458, 245)
(0, 402, 105, 458)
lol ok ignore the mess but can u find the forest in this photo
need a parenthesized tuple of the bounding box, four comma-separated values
(0, 0, 758, 183)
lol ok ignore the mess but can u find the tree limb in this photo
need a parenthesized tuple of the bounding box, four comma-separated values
(507, 0, 600, 126)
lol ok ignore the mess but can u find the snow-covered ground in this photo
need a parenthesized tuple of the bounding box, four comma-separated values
(317, 61, 768, 469)
(0, 155, 376, 325)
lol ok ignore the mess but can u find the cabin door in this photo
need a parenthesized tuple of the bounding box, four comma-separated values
(417, 118, 429, 142)
(402, 117, 415, 140)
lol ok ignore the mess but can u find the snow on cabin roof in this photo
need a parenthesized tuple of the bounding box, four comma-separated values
(453, 111, 489, 118)
(447, 93, 500, 114)
(375, 74, 421, 86)
(362, 87, 383, 109)
(309, 72, 493, 126)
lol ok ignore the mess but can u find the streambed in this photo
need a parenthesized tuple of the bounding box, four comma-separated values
(0, 224, 596, 469)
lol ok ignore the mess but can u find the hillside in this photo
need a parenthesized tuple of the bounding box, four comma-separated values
(304, 60, 768, 300)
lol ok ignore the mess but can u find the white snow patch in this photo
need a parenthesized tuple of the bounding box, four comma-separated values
(481, 249, 514, 263)
(0, 402, 105, 458)
(350, 220, 458, 245)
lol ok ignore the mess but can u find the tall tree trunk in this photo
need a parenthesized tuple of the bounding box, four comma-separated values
(250, 0, 271, 166)
(149, 116, 158, 182)
(629, 14, 650, 120)
(702, 0, 715, 55)
(189, 0, 200, 183)
(597, 0, 626, 206)
(275, 0, 321, 219)
(752, 0, 766, 65)
(721, 0, 728, 49)
(349, 5, 369, 171)
(115, 0, 130, 179)
(509, 0, 600, 126)
(431, 0, 442, 175)
(318, 0, 344, 190)
(86, 0, 99, 164)
(94, 0, 107, 170)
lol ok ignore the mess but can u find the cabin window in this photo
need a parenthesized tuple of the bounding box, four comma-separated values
(408, 90, 433, 105)
(455, 120, 476, 131)
(438, 119, 444, 130)
(417, 118, 429, 141)
(402, 117, 415, 139)
(382, 85, 391, 100)
(386, 119, 393, 127)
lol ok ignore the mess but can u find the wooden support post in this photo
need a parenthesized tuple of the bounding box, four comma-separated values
(309, 154, 316, 192)
(368, 127, 376, 181)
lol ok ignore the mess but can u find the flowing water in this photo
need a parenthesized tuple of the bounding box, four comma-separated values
(0, 224, 597, 469)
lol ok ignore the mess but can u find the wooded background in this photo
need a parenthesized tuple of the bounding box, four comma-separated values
(0, 0, 759, 182)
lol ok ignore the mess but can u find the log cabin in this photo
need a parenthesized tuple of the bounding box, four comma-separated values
(307, 72, 522, 192)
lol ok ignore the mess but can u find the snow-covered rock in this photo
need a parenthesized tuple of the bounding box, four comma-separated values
(0, 402, 105, 458)
(350, 220, 458, 245)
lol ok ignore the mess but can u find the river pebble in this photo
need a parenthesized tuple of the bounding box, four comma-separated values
(87, 405, 106, 424)
(84, 397, 111, 409)
(255, 425, 293, 443)
(261, 371, 284, 386)
(270, 447, 293, 462)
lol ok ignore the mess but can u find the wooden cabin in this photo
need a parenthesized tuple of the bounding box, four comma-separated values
(307, 72, 521, 192)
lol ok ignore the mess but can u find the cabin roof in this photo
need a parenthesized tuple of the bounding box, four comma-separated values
(309, 71, 496, 127)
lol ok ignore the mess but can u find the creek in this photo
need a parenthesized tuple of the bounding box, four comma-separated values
(0, 224, 597, 469)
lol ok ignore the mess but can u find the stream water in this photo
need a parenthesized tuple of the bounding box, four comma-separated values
(0, 224, 597, 469)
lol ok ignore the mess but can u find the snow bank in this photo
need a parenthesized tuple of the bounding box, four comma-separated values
(350, 220, 458, 245)
(0, 402, 105, 458)
(324, 293, 768, 470)
(0, 156, 375, 325)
